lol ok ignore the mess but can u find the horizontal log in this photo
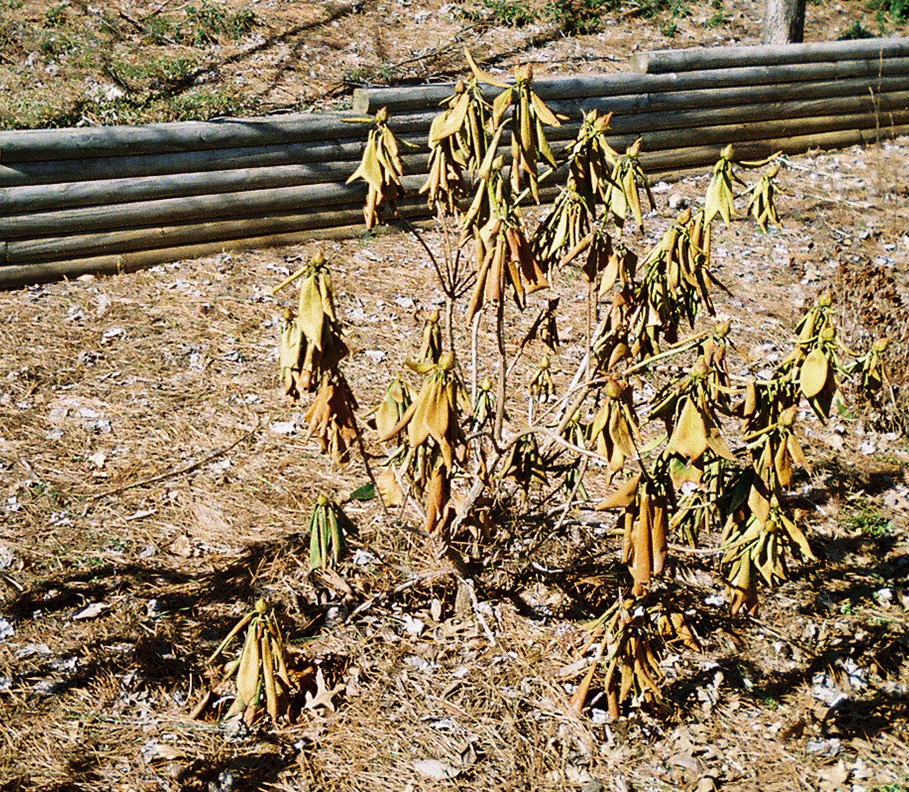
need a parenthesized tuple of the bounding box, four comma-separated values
(547, 89, 909, 142)
(524, 103, 909, 156)
(0, 179, 559, 266)
(6, 119, 907, 269)
(621, 107, 909, 157)
(0, 223, 403, 290)
(0, 138, 377, 188)
(0, 111, 408, 165)
(0, 158, 416, 214)
(630, 37, 909, 74)
(2, 203, 420, 264)
(636, 122, 909, 171)
(543, 74, 909, 123)
(0, 175, 422, 239)
(339, 77, 909, 152)
(372, 79, 909, 141)
(352, 56, 909, 115)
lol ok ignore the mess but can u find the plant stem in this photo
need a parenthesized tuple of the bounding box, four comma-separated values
(622, 330, 711, 377)
(553, 456, 588, 536)
(586, 278, 595, 382)
(355, 433, 391, 520)
(494, 294, 507, 442)
(470, 311, 481, 407)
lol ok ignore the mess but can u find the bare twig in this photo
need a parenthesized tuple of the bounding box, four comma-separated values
(91, 420, 261, 500)
(345, 569, 452, 621)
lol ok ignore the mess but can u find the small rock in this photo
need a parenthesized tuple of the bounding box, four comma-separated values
(668, 193, 689, 210)
(72, 602, 108, 621)
(101, 326, 125, 343)
(806, 737, 843, 757)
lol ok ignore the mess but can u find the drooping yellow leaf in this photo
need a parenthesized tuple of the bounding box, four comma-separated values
(491, 88, 513, 130)
(375, 396, 402, 439)
(774, 439, 793, 487)
(260, 634, 278, 719)
(424, 382, 450, 446)
(235, 621, 261, 709)
(464, 48, 511, 88)
(748, 483, 771, 526)
(786, 433, 811, 474)
(407, 381, 434, 448)
(780, 513, 815, 560)
(279, 323, 303, 369)
(318, 271, 337, 323)
(667, 397, 708, 462)
(530, 91, 560, 127)
(375, 468, 404, 508)
(705, 424, 736, 462)
(623, 167, 642, 227)
(346, 134, 383, 192)
(597, 473, 641, 510)
(536, 117, 556, 167)
(297, 275, 325, 350)
(743, 381, 757, 417)
(609, 408, 635, 458)
(430, 93, 470, 144)
(800, 348, 830, 399)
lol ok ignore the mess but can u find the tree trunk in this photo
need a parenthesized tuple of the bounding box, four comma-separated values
(762, 0, 807, 44)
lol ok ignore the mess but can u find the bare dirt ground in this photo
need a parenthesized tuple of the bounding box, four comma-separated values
(3, 2, 909, 791)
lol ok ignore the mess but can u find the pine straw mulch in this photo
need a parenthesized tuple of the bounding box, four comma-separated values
(1, 139, 909, 791)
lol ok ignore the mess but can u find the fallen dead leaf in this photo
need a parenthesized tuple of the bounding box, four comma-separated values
(413, 758, 461, 780)
(304, 668, 346, 713)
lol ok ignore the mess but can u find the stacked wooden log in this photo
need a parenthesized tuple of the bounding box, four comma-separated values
(1, 37, 908, 288)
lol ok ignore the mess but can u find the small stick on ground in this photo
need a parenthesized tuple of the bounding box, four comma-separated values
(91, 419, 261, 500)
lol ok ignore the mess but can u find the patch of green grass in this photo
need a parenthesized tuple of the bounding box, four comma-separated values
(183, 1, 256, 45)
(110, 55, 200, 87)
(706, 6, 726, 27)
(377, 62, 396, 82)
(868, 0, 909, 22)
(478, 0, 537, 27)
(541, 0, 621, 34)
(839, 596, 860, 615)
(842, 502, 892, 538)
(143, 16, 180, 44)
(636, 0, 680, 19)
(37, 30, 80, 56)
(44, 4, 68, 26)
(344, 66, 369, 85)
(166, 87, 251, 120)
(840, 19, 878, 38)
(660, 0, 689, 36)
